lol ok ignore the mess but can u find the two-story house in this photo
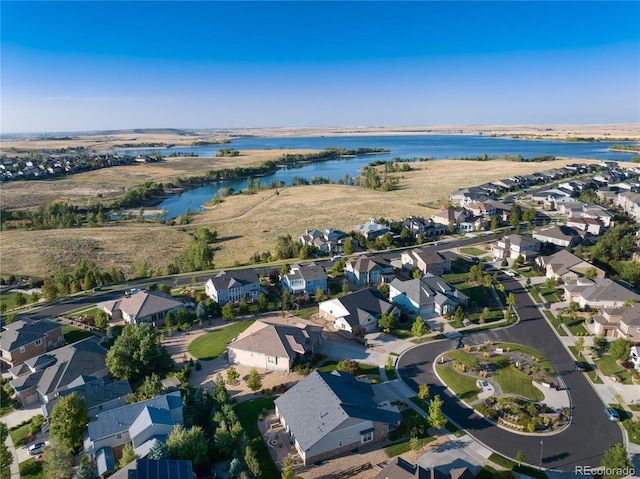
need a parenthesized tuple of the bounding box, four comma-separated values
(490, 234, 541, 262)
(205, 270, 260, 305)
(345, 257, 394, 287)
(592, 303, 640, 341)
(401, 249, 451, 276)
(0, 319, 65, 368)
(281, 263, 328, 296)
(318, 288, 398, 334)
(389, 275, 468, 317)
(353, 218, 390, 240)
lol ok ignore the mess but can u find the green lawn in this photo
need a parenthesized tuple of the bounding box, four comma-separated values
(495, 343, 555, 376)
(539, 287, 563, 304)
(9, 423, 31, 447)
(62, 324, 95, 344)
(595, 354, 633, 384)
(188, 320, 254, 360)
(435, 365, 480, 402)
(562, 316, 591, 336)
(542, 310, 567, 336)
(234, 397, 280, 479)
(19, 457, 44, 479)
(317, 360, 379, 376)
(460, 247, 489, 257)
(455, 283, 494, 308)
(385, 368, 398, 380)
(493, 366, 544, 402)
(623, 418, 640, 445)
(385, 408, 434, 456)
(0, 291, 38, 311)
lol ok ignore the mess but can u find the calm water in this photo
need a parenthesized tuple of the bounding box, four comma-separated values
(120, 135, 637, 219)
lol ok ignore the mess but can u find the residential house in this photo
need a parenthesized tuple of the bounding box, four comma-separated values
(300, 228, 350, 254)
(465, 201, 497, 217)
(281, 263, 328, 296)
(582, 204, 613, 227)
(536, 249, 605, 283)
(97, 291, 184, 326)
(354, 218, 390, 240)
(431, 207, 467, 229)
(205, 270, 260, 305)
(400, 216, 447, 238)
(448, 187, 493, 207)
(274, 370, 401, 465)
(0, 319, 65, 368)
(9, 337, 108, 406)
(566, 217, 604, 236)
(389, 275, 469, 317)
(617, 191, 640, 220)
(318, 288, 398, 333)
(401, 249, 451, 276)
(490, 234, 541, 262)
(227, 320, 323, 372)
(345, 256, 394, 286)
(372, 457, 476, 479)
(532, 226, 581, 248)
(43, 377, 132, 419)
(592, 304, 640, 341)
(630, 346, 640, 372)
(83, 391, 184, 459)
(563, 278, 640, 309)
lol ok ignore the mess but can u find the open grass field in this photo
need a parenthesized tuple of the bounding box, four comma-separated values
(188, 320, 253, 360)
(1, 157, 602, 278)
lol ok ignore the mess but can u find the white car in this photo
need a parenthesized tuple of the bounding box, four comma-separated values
(505, 270, 516, 277)
(27, 441, 49, 455)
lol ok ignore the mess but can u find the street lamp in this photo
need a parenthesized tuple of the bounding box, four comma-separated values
(539, 439, 544, 470)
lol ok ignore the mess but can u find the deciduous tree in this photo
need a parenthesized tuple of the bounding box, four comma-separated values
(166, 425, 208, 467)
(246, 368, 262, 391)
(106, 323, 171, 381)
(428, 395, 447, 429)
(42, 438, 74, 479)
(50, 392, 88, 452)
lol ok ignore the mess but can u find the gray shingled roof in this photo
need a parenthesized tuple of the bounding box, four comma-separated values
(335, 288, 395, 329)
(285, 263, 327, 282)
(208, 270, 259, 290)
(10, 337, 107, 396)
(117, 291, 183, 320)
(59, 378, 131, 410)
(87, 392, 182, 442)
(228, 320, 322, 360)
(580, 278, 640, 303)
(0, 319, 62, 352)
(274, 371, 400, 452)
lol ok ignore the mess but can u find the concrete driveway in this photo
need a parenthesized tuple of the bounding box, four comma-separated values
(317, 338, 388, 366)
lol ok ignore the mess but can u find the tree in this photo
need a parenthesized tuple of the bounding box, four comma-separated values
(221, 301, 236, 321)
(49, 392, 88, 452)
(342, 278, 349, 294)
(314, 286, 326, 303)
(593, 335, 608, 351)
(119, 443, 139, 469)
(584, 267, 598, 280)
(337, 358, 360, 375)
(343, 237, 354, 255)
(42, 438, 74, 479)
(515, 450, 525, 467)
(523, 208, 536, 222)
(281, 289, 292, 312)
(411, 316, 428, 337)
(196, 301, 208, 322)
(600, 443, 633, 478)
(245, 445, 261, 478)
(281, 456, 295, 479)
(73, 464, 98, 479)
(226, 366, 240, 384)
(166, 425, 208, 467)
(418, 384, 430, 401)
(15, 292, 26, 307)
(351, 324, 366, 339)
(135, 260, 149, 279)
(256, 292, 269, 312)
(185, 230, 215, 271)
(509, 204, 522, 225)
(94, 309, 109, 329)
(574, 337, 585, 357)
(428, 395, 447, 429)
(378, 312, 396, 332)
(609, 338, 632, 361)
(490, 215, 500, 230)
(106, 323, 171, 381)
(246, 368, 262, 391)
(147, 439, 169, 460)
(506, 292, 516, 311)
(0, 423, 11, 477)
(412, 268, 422, 279)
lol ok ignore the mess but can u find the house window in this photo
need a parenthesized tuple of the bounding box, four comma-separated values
(35, 339, 42, 347)
(20, 346, 25, 353)
(360, 427, 374, 443)
(116, 433, 122, 440)
(267, 356, 276, 364)
(637, 327, 640, 333)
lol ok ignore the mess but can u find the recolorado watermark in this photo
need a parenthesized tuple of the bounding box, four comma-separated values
(575, 466, 636, 477)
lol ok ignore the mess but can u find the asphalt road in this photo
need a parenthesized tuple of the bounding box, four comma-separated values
(397, 271, 623, 472)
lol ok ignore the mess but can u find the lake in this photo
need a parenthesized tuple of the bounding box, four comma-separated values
(117, 135, 637, 219)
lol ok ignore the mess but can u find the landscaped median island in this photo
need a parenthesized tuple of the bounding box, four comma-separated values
(435, 342, 570, 433)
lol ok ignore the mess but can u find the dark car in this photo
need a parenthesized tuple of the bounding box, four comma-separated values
(574, 361, 585, 372)
(604, 407, 620, 422)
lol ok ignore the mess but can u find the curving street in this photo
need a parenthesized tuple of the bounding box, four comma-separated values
(398, 271, 623, 472)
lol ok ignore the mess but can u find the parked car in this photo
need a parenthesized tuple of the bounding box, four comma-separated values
(574, 361, 585, 372)
(505, 270, 516, 277)
(604, 407, 620, 422)
(27, 441, 49, 455)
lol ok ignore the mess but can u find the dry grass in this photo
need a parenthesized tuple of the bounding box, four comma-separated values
(0, 157, 603, 277)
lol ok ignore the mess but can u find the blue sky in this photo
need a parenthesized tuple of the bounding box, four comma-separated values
(1, 1, 639, 133)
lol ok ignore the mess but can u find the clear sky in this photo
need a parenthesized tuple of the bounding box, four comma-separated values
(1, 1, 639, 133)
